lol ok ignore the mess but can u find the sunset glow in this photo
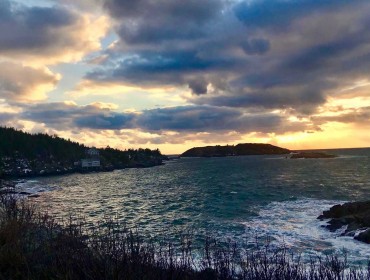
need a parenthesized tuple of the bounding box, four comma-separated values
(1, 0, 369, 154)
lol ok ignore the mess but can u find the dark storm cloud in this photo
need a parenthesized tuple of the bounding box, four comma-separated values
(233, 16, 370, 90)
(193, 86, 326, 114)
(234, 0, 353, 30)
(104, 0, 224, 44)
(0, 0, 76, 52)
(240, 38, 270, 55)
(82, 0, 370, 130)
(87, 50, 234, 86)
(15, 102, 310, 134)
(75, 114, 135, 130)
(282, 29, 370, 75)
(188, 78, 208, 95)
(136, 106, 308, 134)
(20, 102, 135, 130)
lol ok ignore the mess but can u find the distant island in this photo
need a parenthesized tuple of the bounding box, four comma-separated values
(290, 152, 337, 159)
(181, 143, 290, 157)
(0, 127, 166, 179)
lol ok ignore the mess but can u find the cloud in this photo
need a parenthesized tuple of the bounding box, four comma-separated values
(240, 38, 270, 55)
(14, 101, 310, 135)
(86, 50, 234, 87)
(0, 0, 108, 64)
(188, 78, 208, 95)
(80, 0, 370, 118)
(20, 102, 135, 130)
(1, 0, 369, 150)
(192, 85, 326, 115)
(0, 62, 60, 101)
(0, 112, 16, 123)
(75, 113, 135, 129)
(312, 107, 370, 125)
(136, 106, 310, 134)
(104, 0, 224, 44)
(234, 0, 352, 30)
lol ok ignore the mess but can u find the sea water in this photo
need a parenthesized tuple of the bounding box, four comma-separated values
(15, 148, 370, 263)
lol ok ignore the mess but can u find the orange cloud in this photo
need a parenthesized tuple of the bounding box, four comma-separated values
(0, 62, 60, 101)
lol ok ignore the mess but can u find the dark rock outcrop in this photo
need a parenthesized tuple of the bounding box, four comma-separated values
(355, 229, 370, 243)
(318, 201, 370, 244)
(181, 143, 290, 157)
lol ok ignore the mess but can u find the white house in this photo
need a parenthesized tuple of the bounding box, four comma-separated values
(80, 148, 101, 169)
(81, 159, 100, 168)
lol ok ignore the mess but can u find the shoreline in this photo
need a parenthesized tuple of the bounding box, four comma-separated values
(0, 162, 165, 197)
(0, 161, 165, 181)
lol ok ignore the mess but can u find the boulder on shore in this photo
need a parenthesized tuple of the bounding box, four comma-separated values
(318, 201, 370, 244)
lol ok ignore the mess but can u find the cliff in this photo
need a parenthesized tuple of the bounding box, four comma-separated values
(181, 143, 290, 157)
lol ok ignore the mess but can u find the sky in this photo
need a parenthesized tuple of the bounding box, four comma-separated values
(0, 0, 369, 154)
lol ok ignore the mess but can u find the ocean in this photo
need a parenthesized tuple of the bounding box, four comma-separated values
(15, 148, 370, 263)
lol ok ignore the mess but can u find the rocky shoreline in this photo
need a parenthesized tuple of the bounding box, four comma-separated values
(0, 156, 165, 180)
(318, 201, 370, 244)
(0, 180, 40, 198)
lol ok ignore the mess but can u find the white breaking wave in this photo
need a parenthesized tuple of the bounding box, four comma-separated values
(243, 199, 370, 264)
(15, 180, 61, 196)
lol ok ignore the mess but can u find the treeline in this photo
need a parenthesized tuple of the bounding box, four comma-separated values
(0, 126, 165, 178)
(99, 146, 163, 168)
(0, 127, 86, 161)
(181, 143, 291, 157)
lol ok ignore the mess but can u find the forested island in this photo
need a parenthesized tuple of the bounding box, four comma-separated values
(181, 143, 290, 157)
(0, 127, 165, 178)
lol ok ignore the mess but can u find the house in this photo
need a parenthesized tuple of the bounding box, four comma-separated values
(81, 159, 101, 168)
(80, 148, 101, 170)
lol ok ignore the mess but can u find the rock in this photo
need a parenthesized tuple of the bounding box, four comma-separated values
(346, 221, 362, 233)
(354, 229, 370, 244)
(28, 194, 40, 198)
(19, 192, 32, 195)
(319, 201, 370, 219)
(326, 218, 347, 232)
(319, 201, 370, 244)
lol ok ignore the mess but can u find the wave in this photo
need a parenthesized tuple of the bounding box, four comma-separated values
(242, 199, 370, 264)
(15, 180, 61, 196)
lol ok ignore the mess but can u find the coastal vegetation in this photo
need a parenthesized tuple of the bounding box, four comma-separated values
(0, 127, 165, 179)
(181, 143, 290, 157)
(0, 185, 369, 279)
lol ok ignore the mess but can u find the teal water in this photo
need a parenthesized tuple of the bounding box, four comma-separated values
(16, 148, 370, 262)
